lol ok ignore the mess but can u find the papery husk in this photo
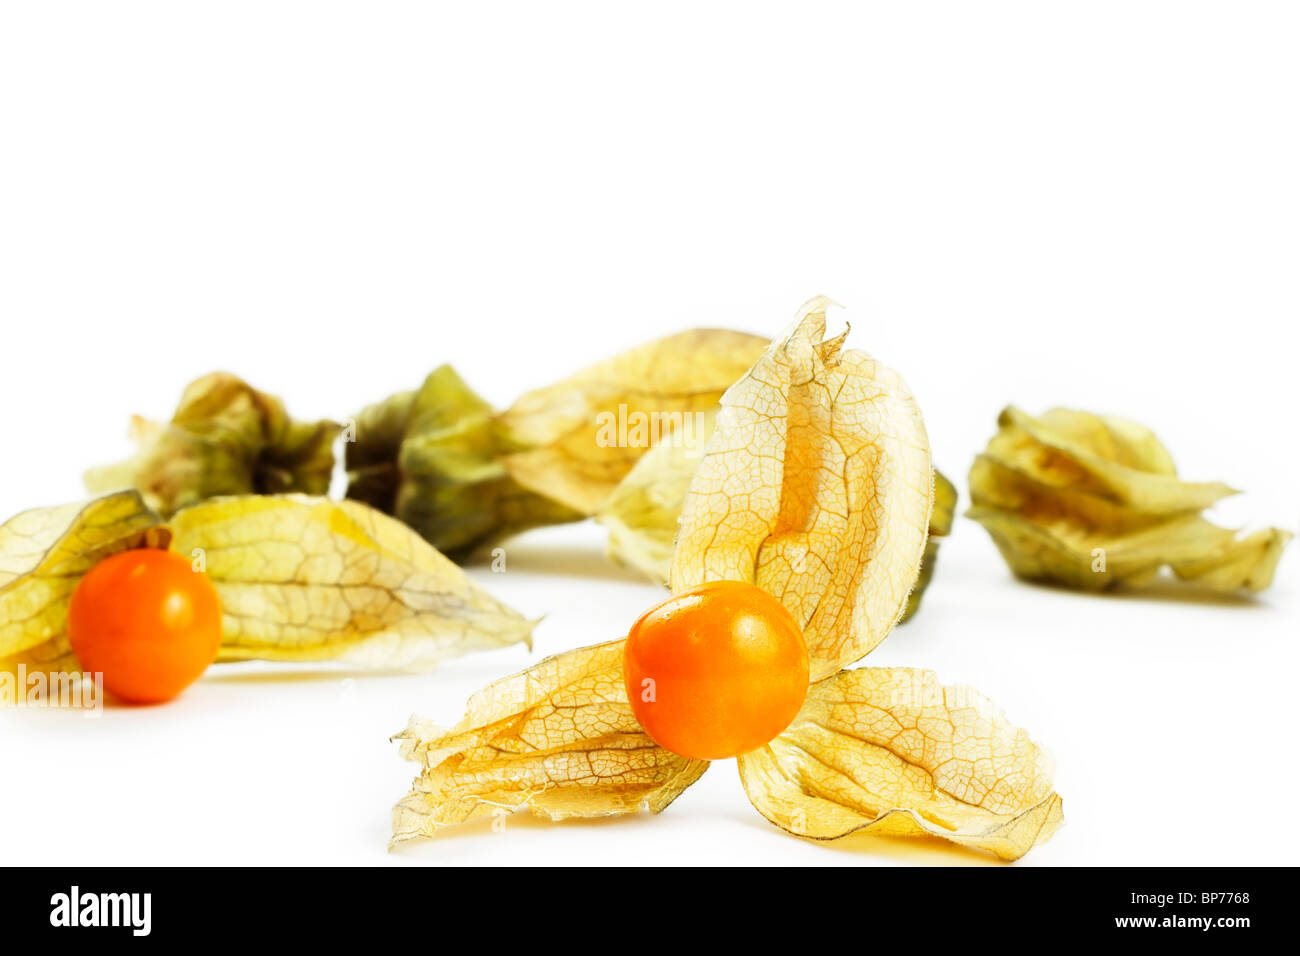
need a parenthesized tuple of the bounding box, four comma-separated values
(345, 366, 582, 557)
(670, 296, 934, 680)
(969, 406, 1290, 592)
(168, 495, 537, 668)
(0, 492, 168, 676)
(86, 373, 339, 517)
(391, 641, 707, 843)
(738, 667, 1063, 861)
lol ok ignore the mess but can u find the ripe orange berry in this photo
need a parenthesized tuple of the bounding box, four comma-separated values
(68, 548, 223, 704)
(623, 580, 809, 760)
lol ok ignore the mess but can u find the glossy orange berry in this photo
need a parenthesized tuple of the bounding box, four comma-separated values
(68, 548, 223, 704)
(623, 580, 810, 760)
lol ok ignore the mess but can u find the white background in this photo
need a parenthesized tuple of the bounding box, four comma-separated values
(1, 2, 1296, 866)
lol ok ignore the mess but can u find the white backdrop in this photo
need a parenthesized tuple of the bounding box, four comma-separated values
(1, 2, 1296, 866)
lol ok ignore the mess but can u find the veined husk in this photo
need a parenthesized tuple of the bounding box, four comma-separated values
(1, 491, 536, 680)
(737, 668, 1063, 861)
(168, 495, 536, 668)
(598, 424, 955, 624)
(0, 492, 169, 674)
(85, 373, 340, 517)
(496, 328, 770, 515)
(595, 410, 719, 585)
(968, 406, 1291, 592)
(348, 330, 768, 557)
(392, 640, 707, 843)
(670, 297, 934, 681)
(394, 297, 1061, 861)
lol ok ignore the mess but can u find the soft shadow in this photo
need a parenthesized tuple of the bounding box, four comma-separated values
(464, 541, 652, 584)
(201, 665, 445, 685)
(199, 644, 542, 688)
(388, 805, 665, 860)
(733, 812, 1004, 866)
(1009, 575, 1264, 609)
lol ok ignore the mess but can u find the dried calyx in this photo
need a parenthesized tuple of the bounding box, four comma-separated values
(86, 372, 340, 517)
(968, 406, 1291, 593)
(0, 491, 536, 678)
